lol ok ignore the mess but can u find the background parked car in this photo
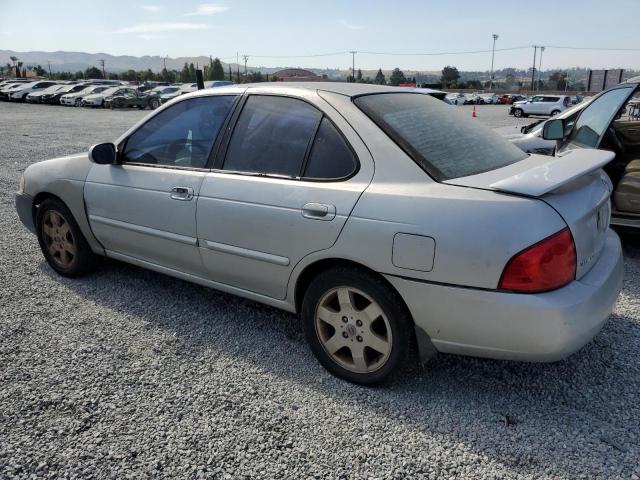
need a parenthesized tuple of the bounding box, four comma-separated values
(497, 94, 527, 105)
(25, 84, 64, 103)
(205, 80, 234, 88)
(160, 83, 197, 104)
(42, 83, 89, 105)
(106, 90, 162, 110)
(509, 95, 571, 118)
(82, 86, 137, 108)
(60, 85, 110, 107)
(445, 93, 466, 105)
(8, 80, 58, 102)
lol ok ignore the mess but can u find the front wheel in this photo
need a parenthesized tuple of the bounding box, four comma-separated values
(74, 98, 82, 107)
(36, 198, 98, 277)
(513, 108, 524, 118)
(150, 98, 160, 109)
(301, 268, 414, 385)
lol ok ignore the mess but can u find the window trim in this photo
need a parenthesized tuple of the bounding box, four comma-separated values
(215, 93, 360, 183)
(117, 94, 241, 171)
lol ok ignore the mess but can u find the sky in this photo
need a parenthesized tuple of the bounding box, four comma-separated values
(1, 0, 639, 72)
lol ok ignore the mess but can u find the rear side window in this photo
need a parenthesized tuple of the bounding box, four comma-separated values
(354, 93, 527, 180)
(543, 97, 559, 102)
(303, 118, 357, 179)
(224, 96, 321, 177)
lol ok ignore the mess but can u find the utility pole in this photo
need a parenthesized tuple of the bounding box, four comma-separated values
(537, 46, 545, 91)
(99, 59, 106, 79)
(242, 55, 249, 77)
(236, 52, 240, 83)
(349, 51, 357, 82)
(163, 56, 167, 70)
(490, 34, 499, 90)
(530, 46, 537, 92)
(47, 61, 51, 78)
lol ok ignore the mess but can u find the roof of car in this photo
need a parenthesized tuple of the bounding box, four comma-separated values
(190, 81, 439, 98)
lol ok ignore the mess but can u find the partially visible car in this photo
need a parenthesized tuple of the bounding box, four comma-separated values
(26, 84, 68, 104)
(42, 84, 89, 105)
(60, 86, 110, 107)
(509, 95, 571, 118)
(82, 86, 137, 107)
(205, 80, 234, 88)
(497, 94, 526, 105)
(445, 93, 466, 105)
(8, 81, 58, 102)
(160, 83, 197, 104)
(106, 90, 162, 110)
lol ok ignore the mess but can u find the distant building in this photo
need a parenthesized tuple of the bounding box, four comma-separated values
(272, 68, 324, 82)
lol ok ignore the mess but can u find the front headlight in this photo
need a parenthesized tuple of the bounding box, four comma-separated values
(18, 174, 25, 194)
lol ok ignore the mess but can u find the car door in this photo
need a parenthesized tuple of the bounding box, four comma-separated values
(84, 94, 238, 275)
(527, 96, 545, 114)
(196, 92, 373, 299)
(559, 85, 637, 153)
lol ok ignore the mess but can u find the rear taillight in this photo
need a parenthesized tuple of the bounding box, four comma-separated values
(499, 227, 576, 293)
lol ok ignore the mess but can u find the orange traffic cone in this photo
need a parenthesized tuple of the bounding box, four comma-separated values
(472, 105, 477, 118)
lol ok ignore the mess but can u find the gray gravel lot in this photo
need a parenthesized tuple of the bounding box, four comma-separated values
(1, 102, 639, 480)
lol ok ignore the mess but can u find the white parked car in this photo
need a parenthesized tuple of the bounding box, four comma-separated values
(15, 83, 622, 384)
(160, 83, 198, 104)
(60, 86, 110, 107)
(8, 80, 58, 102)
(446, 93, 466, 105)
(0, 82, 32, 100)
(82, 86, 136, 107)
(26, 84, 67, 103)
(510, 95, 572, 118)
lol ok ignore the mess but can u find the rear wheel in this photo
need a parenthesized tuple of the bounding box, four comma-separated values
(36, 198, 98, 277)
(301, 268, 414, 385)
(150, 98, 160, 109)
(551, 109, 561, 116)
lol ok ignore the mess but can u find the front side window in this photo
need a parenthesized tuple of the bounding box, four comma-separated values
(223, 95, 321, 177)
(123, 95, 235, 168)
(569, 87, 634, 148)
(355, 93, 527, 180)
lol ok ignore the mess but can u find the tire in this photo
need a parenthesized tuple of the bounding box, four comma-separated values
(150, 98, 160, 109)
(513, 108, 524, 118)
(301, 267, 414, 385)
(551, 109, 561, 116)
(36, 198, 98, 277)
(74, 98, 82, 107)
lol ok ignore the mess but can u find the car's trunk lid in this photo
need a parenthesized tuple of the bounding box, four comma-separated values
(445, 149, 614, 279)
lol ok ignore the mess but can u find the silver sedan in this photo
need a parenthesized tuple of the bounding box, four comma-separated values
(15, 83, 623, 384)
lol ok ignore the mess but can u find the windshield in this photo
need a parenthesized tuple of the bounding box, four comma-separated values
(354, 93, 527, 180)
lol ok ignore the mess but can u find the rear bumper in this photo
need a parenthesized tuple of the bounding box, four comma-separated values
(386, 229, 623, 362)
(15, 192, 35, 234)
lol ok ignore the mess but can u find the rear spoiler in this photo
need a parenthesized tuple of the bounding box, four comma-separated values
(445, 149, 615, 197)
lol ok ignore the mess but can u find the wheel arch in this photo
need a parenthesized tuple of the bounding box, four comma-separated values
(292, 257, 437, 364)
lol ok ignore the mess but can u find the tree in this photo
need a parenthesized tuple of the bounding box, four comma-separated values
(209, 58, 224, 80)
(504, 73, 516, 88)
(180, 63, 191, 82)
(188, 63, 196, 81)
(389, 68, 406, 86)
(356, 69, 363, 82)
(34, 65, 47, 77)
(228, 65, 233, 81)
(85, 66, 103, 79)
(440, 65, 460, 88)
(374, 68, 386, 85)
(548, 71, 568, 90)
(247, 71, 265, 82)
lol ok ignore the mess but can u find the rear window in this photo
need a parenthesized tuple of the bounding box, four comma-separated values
(354, 93, 527, 180)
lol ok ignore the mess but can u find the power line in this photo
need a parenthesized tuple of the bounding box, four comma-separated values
(243, 51, 349, 59)
(357, 46, 531, 56)
(545, 45, 640, 51)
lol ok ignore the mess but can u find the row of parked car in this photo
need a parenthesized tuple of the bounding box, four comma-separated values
(445, 91, 584, 107)
(0, 79, 234, 109)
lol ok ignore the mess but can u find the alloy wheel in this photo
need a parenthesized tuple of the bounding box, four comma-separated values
(314, 287, 392, 373)
(42, 210, 76, 268)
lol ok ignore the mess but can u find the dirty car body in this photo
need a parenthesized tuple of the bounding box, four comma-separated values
(16, 83, 623, 384)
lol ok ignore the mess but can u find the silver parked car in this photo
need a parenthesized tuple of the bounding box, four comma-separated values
(15, 83, 623, 384)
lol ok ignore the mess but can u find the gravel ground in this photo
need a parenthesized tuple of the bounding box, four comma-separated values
(1, 102, 639, 480)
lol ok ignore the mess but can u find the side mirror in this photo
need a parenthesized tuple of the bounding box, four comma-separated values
(542, 118, 565, 140)
(88, 143, 117, 164)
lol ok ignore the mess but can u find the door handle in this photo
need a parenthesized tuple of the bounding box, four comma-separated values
(170, 186, 194, 201)
(302, 202, 336, 221)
